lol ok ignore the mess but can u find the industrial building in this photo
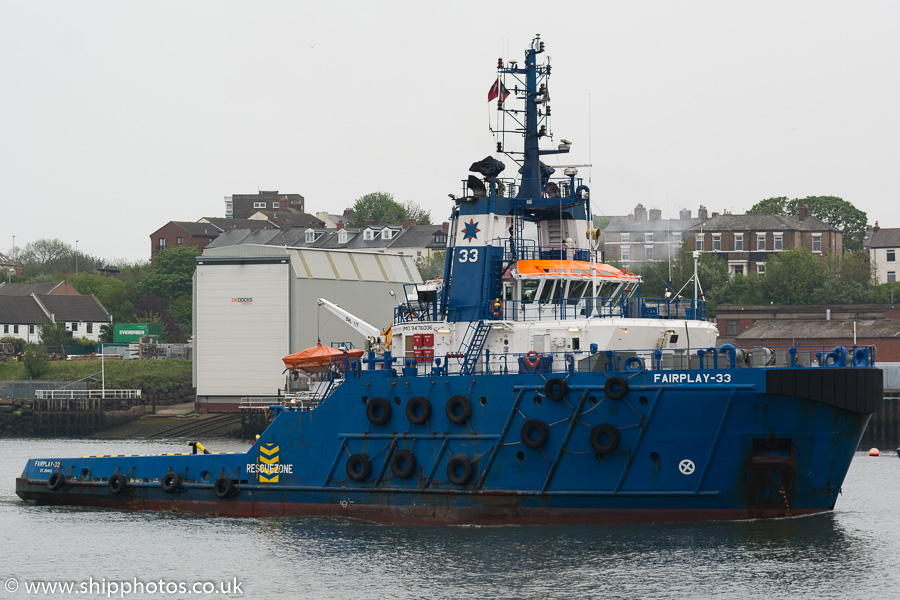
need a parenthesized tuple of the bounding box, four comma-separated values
(193, 244, 423, 411)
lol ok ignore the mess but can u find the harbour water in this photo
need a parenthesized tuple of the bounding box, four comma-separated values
(3, 437, 899, 599)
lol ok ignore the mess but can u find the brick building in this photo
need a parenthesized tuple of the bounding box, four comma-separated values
(603, 204, 706, 266)
(226, 191, 305, 219)
(687, 204, 841, 277)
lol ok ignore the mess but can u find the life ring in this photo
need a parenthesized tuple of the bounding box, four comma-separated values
(47, 471, 66, 492)
(590, 424, 620, 454)
(604, 376, 629, 400)
(346, 453, 371, 482)
(544, 377, 568, 401)
(366, 397, 392, 426)
(446, 455, 473, 485)
(214, 477, 237, 498)
(446, 395, 473, 425)
(108, 473, 129, 495)
(390, 449, 417, 479)
(161, 471, 182, 493)
(623, 356, 645, 372)
(490, 299, 503, 318)
(524, 350, 541, 368)
(521, 419, 549, 449)
(406, 396, 432, 425)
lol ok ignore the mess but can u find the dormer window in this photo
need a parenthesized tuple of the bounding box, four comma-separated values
(338, 230, 349, 244)
(254, 201, 266, 209)
(381, 228, 393, 240)
(305, 229, 317, 244)
(364, 229, 374, 241)
(435, 233, 447, 244)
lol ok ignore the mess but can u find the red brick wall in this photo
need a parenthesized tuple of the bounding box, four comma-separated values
(734, 337, 900, 361)
(150, 223, 213, 260)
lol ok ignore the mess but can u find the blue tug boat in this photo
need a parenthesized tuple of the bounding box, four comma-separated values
(16, 36, 882, 524)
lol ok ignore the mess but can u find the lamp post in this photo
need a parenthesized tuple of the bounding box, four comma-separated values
(75, 240, 79, 275)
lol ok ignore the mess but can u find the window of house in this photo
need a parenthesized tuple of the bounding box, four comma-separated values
(272, 202, 280, 209)
(29, 324, 34, 334)
(13, 325, 18, 334)
(645, 233, 653, 243)
(695, 236, 704, 251)
(733, 265, 744, 276)
(888, 249, 896, 262)
(72, 322, 78, 332)
(364, 230, 374, 241)
(757, 263, 766, 275)
(254, 201, 266, 208)
(813, 234, 822, 253)
(159, 238, 166, 249)
(435, 233, 447, 244)
(3, 325, 7, 334)
(381, 229, 392, 240)
(757, 234, 766, 251)
(176, 237, 184, 245)
(726, 320, 740, 335)
(338, 230, 349, 244)
(416, 251, 423, 260)
(672, 232, 681, 243)
(305, 229, 317, 244)
(621, 246, 630, 261)
(645, 246, 653, 260)
(734, 233, 744, 251)
(712, 234, 721, 251)
(889, 271, 897, 283)
(87, 323, 93, 334)
(774, 232, 783, 250)
(620, 233, 630, 244)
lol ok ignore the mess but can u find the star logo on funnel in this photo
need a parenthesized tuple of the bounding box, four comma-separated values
(463, 219, 481, 242)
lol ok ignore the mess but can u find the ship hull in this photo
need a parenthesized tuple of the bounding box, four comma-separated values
(15, 367, 878, 525)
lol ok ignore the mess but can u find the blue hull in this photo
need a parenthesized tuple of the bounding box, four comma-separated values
(16, 367, 876, 524)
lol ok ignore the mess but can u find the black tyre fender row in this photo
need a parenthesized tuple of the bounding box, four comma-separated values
(47, 471, 67, 492)
(344, 451, 474, 485)
(542, 376, 628, 402)
(604, 376, 629, 400)
(366, 395, 475, 426)
(108, 473, 129, 495)
(518, 420, 621, 454)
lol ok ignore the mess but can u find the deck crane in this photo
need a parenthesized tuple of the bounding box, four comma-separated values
(317, 298, 392, 352)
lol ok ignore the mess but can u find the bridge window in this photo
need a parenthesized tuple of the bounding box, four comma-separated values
(522, 280, 539, 303)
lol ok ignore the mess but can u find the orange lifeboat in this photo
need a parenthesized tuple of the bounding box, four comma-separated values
(282, 342, 364, 374)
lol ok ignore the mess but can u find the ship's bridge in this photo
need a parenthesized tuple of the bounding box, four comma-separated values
(396, 257, 707, 324)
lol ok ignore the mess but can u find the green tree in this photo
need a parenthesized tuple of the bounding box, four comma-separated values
(403, 200, 432, 225)
(70, 272, 139, 323)
(37, 318, 73, 346)
(787, 196, 868, 252)
(349, 192, 418, 227)
(416, 251, 446, 281)
(763, 248, 825, 304)
(22, 343, 50, 379)
(746, 196, 790, 216)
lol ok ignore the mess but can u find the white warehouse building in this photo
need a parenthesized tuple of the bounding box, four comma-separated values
(193, 244, 422, 411)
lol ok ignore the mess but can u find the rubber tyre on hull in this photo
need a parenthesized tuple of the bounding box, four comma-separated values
(604, 376, 629, 400)
(161, 471, 182, 493)
(544, 377, 568, 401)
(346, 454, 372, 482)
(366, 397, 392, 426)
(214, 477, 237, 499)
(406, 396, 431, 425)
(446, 455, 474, 485)
(590, 424, 620, 455)
(446, 395, 472, 425)
(521, 419, 550, 449)
(390, 449, 417, 479)
(108, 473, 129, 495)
(47, 472, 66, 492)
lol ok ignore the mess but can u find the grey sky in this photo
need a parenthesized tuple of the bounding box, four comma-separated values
(3, 1, 898, 263)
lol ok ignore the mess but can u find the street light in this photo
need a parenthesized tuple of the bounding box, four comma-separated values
(75, 240, 79, 275)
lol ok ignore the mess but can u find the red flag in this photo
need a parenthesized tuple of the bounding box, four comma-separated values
(487, 78, 509, 102)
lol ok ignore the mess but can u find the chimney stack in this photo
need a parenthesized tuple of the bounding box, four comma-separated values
(797, 203, 810, 222)
(649, 208, 662, 221)
(442, 221, 450, 232)
(698, 205, 708, 220)
(336, 220, 344, 231)
(633, 203, 648, 222)
(403, 218, 417, 228)
(679, 208, 692, 221)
